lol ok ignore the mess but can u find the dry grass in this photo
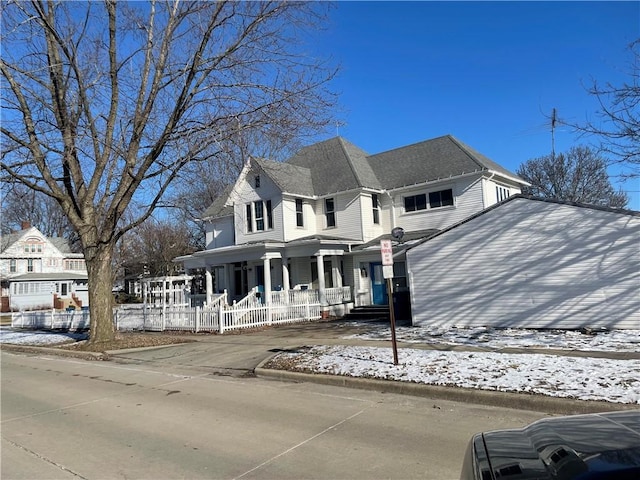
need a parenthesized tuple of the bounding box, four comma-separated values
(60, 332, 196, 352)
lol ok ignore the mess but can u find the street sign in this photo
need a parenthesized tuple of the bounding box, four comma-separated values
(380, 239, 393, 266)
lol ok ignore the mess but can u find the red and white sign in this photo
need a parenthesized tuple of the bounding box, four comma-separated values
(380, 239, 393, 266)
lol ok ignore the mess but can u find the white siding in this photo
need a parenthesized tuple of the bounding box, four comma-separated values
(482, 178, 522, 207)
(282, 196, 317, 241)
(361, 193, 385, 242)
(407, 198, 640, 329)
(392, 176, 484, 232)
(233, 172, 284, 245)
(205, 217, 234, 249)
(315, 191, 364, 241)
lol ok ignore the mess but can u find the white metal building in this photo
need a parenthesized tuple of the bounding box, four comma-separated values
(406, 196, 640, 330)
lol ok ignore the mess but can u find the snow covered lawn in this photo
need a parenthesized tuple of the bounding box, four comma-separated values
(271, 345, 640, 404)
(0, 327, 86, 346)
(269, 324, 640, 405)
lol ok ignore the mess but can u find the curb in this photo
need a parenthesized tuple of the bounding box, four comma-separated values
(255, 359, 638, 416)
(0, 343, 107, 360)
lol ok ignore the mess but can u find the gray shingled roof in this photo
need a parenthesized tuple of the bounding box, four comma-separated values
(286, 137, 381, 195)
(253, 158, 314, 196)
(201, 185, 234, 220)
(367, 134, 521, 189)
(199, 134, 524, 219)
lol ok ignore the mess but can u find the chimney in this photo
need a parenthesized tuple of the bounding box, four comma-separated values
(21, 221, 31, 230)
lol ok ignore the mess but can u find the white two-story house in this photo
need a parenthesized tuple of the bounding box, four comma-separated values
(0, 223, 88, 312)
(176, 135, 527, 316)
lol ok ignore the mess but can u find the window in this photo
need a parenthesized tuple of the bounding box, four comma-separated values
(246, 200, 274, 233)
(404, 193, 427, 212)
(496, 186, 510, 202)
(246, 204, 253, 233)
(372, 194, 380, 224)
(27, 259, 33, 272)
(429, 189, 454, 208)
(295, 199, 304, 227)
(255, 201, 264, 231)
(266, 200, 273, 229)
(24, 245, 30, 253)
(254, 175, 261, 188)
(10, 259, 16, 273)
(325, 198, 336, 228)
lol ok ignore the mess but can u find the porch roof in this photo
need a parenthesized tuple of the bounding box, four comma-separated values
(351, 229, 440, 257)
(8, 272, 88, 282)
(176, 235, 361, 268)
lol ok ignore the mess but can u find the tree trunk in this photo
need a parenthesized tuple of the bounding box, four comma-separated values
(85, 245, 116, 344)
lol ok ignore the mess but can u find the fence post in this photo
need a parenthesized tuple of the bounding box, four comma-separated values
(195, 306, 200, 333)
(305, 299, 310, 321)
(218, 305, 225, 334)
(51, 309, 55, 329)
(115, 308, 119, 331)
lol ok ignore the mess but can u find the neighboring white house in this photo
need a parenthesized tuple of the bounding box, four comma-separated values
(0, 223, 88, 312)
(406, 196, 640, 330)
(176, 135, 527, 316)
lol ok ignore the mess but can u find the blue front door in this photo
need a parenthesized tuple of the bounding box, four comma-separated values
(370, 262, 388, 305)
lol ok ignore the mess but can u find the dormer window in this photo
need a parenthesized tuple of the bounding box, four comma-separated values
(254, 175, 261, 188)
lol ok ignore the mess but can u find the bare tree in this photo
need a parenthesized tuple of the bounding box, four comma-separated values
(573, 40, 640, 179)
(1, 1, 336, 343)
(517, 146, 629, 208)
(125, 218, 197, 277)
(1, 183, 80, 248)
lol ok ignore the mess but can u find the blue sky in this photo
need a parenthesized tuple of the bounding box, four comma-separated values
(317, 1, 639, 209)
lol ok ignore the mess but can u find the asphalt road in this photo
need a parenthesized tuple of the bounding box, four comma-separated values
(1, 325, 548, 480)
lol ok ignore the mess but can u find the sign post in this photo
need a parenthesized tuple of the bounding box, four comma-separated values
(380, 239, 399, 365)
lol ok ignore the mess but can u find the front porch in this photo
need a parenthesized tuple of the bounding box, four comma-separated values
(176, 238, 357, 317)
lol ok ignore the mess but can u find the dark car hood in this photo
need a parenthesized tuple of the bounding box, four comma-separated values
(472, 410, 640, 480)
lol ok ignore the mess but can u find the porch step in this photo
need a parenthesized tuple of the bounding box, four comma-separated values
(342, 305, 390, 323)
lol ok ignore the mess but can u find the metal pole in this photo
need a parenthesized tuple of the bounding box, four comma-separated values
(387, 278, 398, 365)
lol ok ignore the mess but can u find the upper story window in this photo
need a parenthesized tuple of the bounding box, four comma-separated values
(254, 175, 261, 188)
(10, 259, 16, 273)
(23, 238, 43, 253)
(246, 204, 253, 232)
(27, 258, 34, 272)
(404, 188, 454, 212)
(246, 199, 273, 233)
(496, 185, 510, 202)
(295, 199, 304, 227)
(429, 189, 454, 208)
(255, 201, 265, 231)
(372, 194, 380, 224)
(404, 193, 427, 212)
(65, 259, 85, 270)
(325, 197, 336, 228)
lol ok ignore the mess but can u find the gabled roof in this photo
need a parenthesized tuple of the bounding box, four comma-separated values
(253, 158, 314, 196)
(199, 134, 526, 218)
(0, 226, 74, 255)
(367, 134, 522, 190)
(286, 137, 381, 195)
(405, 194, 640, 252)
(201, 185, 234, 220)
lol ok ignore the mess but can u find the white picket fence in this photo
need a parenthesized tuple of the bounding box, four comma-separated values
(10, 288, 339, 334)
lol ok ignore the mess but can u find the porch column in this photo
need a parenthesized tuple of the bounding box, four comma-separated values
(282, 259, 290, 292)
(331, 255, 342, 288)
(316, 254, 327, 306)
(263, 257, 272, 304)
(205, 268, 213, 305)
